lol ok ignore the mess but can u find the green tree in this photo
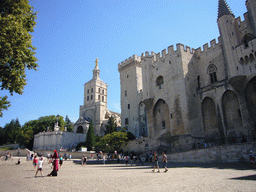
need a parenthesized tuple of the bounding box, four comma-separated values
(105, 116, 117, 135)
(0, 127, 5, 145)
(86, 122, 95, 151)
(0, 0, 38, 116)
(17, 125, 33, 148)
(95, 131, 128, 153)
(16, 115, 65, 149)
(3, 119, 21, 144)
(65, 115, 73, 132)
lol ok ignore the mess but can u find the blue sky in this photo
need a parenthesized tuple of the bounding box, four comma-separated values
(0, 0, 247, 127)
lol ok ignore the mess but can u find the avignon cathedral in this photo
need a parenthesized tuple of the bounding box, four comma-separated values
(118, 0, 256, 152)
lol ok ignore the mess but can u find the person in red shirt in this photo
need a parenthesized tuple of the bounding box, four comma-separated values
(33, 155, 38, 170)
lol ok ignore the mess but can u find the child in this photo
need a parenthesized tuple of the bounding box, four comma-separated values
(35, 157, 44, 177)
(162, 152, 168, 172)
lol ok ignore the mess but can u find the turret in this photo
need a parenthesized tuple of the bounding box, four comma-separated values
(217, 0, 240, 78)
(246, 0, 256, 36)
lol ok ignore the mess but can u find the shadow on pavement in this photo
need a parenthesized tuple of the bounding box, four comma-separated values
(73, 159, 256, 171)
(230, 174, 256, 181)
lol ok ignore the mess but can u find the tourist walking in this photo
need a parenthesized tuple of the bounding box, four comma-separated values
(125, 156, 128, 166)
(59, 155, 63, 168)
(152, 151, 160, 172)
(103, 155, 105, 165)
(35, 157, 44, 177)
(162, 152, 168, 172)
(47, 150, 59, 176)
(81, 155, 85, 166)
(33, 155, 38, 170)
(130, 153, 133, 166)
(249, 151, 255, 168)
(84, 156, 87, 165)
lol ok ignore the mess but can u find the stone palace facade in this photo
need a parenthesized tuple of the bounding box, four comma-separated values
(118, 0, 256, 152)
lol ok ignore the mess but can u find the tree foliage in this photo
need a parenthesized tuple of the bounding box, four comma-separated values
(3, 119, 21, 144)
(105, 116, 117, 135)
(95, 131, 128, 153)
(65, 115, 73, 132)
(86, 122, 95, 151)
(0, 0, 38, 116)
(0, 96, 11, 117)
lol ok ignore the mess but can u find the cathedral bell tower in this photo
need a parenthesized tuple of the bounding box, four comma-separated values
(78, 58, 108, 135)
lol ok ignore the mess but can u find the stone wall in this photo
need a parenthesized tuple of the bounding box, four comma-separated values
(123, 140, 256, 163)
(0, 149, 30, 157)
(33, 131, 86, 151)
(34, 150, 102, 160)
(167, 142, 256, 163)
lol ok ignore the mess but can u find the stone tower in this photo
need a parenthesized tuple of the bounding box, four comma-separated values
(217, 0, 240, 79)
(246, 0, 256, 35)
(118, 55, 143, 136)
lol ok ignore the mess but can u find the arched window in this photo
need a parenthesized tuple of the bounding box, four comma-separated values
(242, 34, 254, 49)
(250, 54, 254, 63)
(76, 126, 84, 133)
(156, 76, 164, 89)
(207, 64, 217, 84)
(245, 56, 249, 64)
(240, 57, 244, 65)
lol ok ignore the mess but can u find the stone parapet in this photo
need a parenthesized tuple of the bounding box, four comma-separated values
(168, 142, 256, 163)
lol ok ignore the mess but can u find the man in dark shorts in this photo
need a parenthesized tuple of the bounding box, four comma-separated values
(162, 152, 168, 172)
(152, 151, 160, 172)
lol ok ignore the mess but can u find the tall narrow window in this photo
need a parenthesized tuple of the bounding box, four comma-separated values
(91, 88, 93, 93)
(102, 89, 104, 94)
(98, 88, 100, 92)
(162, 120, 166, 128)
(124, 90, 127, 97)
(91, 95, 93, 100)
(156, 76, 164, 89)
(87, 96, 89, 101)
(102, 96, 104, 102)
(125, 118, 129, 125)
(98, 95, 100, 100)
(197, 75, 201, 88)
(87, 89, 89, 94)
(207, 64, 217, 84)
(128, 104, 130, 109)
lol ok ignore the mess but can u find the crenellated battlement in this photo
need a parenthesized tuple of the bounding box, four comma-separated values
(140, 43, 196, 63)
(196, 37, 221, 55)
(118, 54, 141, 71)
(119, 39, 222, 70)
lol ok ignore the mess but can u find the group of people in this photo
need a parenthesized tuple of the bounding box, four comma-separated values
(33, 150, 60, 177)
(152, 151, 168, 173)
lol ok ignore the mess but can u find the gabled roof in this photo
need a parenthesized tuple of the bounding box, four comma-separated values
(218, 0, 234, 19)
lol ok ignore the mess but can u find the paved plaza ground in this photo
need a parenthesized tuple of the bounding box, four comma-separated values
(0, 156, 255, 192)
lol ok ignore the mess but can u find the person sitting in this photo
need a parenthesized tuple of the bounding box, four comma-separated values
(16, 158, 21, 165)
